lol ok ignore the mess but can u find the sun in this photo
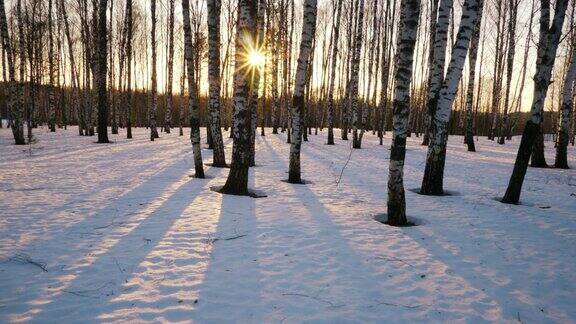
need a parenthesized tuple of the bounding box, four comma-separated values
(247, 50, 266, 67)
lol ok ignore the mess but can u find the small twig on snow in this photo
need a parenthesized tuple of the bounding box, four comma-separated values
(282, 292, 344, 308)
(4, 253, 48, 272)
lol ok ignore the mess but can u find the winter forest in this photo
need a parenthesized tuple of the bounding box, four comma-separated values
(0, 0, 575, 321)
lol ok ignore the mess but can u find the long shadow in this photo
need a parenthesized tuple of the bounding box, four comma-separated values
(192, 169, 264, 322)
(0, 153, 193, 260)
(0, 160, 218, 319)
(301, 134, 576, 321)
(21, 166, 222, 322)
(261, 135, 517, 321)
(256, 137, 433, 321)
(401, 198, 576, 322)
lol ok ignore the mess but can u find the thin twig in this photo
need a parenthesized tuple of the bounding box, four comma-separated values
(282, 292, 344, 308)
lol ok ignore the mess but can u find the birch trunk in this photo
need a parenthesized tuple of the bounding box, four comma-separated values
(464, 0, 484, 151)
(326, 0, 343, 145)
(423, 0, 453, 145)
(182, 0, 205, 178)
(502, 0, 568, 204)
(96, 0, 109, 143)
(498, 0, 520, 144)
(48, 0, 57, 132)
(288, 0, 318, 183)
(164, 0, 175, 134)
(149, 0, 159, 140)
(220, 0, 257, 194)
(0, 0, 24, 144)
(555, 45, 576, 168)
(207, 0, 227, 166)
(386, 0, 420, 226)
(125, 0, 133, 139)
(420, 0, 480, 195)
(351, 0, 365, 149)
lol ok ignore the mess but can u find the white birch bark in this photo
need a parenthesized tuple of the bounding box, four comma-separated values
(182, 0, 205, 178)
(386, 0, 420, 226)
(288, 0, 318, 183)
(424, 0, 453, 141)
(326, 0, 343, 145)
(555, 45, 576, 168)
(503, 0, 569, 203)
(149, 0, 159, 140)
(421, 0, 480, 195)
(164, 0, 175, 134)
(464, 0, 484, 152)
(206, 0, 227, 167)
(351, 0, 365, 149)
(0, 0, 24, 144)
(96, 0, 109, 143)
(220, 0, 256, 194)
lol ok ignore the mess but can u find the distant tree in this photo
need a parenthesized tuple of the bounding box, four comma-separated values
(555, 42, 576, 168)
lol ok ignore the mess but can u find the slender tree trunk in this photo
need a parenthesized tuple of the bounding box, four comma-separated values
(164, 0, 175, 134)
(149, 0, 159, 140)
(423, 0, 453, 146)
(420, 0, 480, 195)
(0, 0, 24, 144)
(555, 44, 576, 168)
(464, 0, 484, 151)
(96, 0, 109, 143)
(351, 0, 365, 149)
(386, 0, 420, 226)
(326, 0, 343, 145)
(182, 0, 205, 178)
(288, 0, 318, 183)
(207, 0, 227, 166)
(498, 0, 519, 144)
(125, 0, 133, 139)
(502, 0, 569, 204)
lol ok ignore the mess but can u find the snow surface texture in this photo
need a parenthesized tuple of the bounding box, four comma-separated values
(1, 126, 575, 323)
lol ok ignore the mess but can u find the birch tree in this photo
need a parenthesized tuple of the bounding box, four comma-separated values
(326, 0, 343, 145)
(149, 0, 159, 141)
(206, 0, 227, 167)
(182, 0, 205, 178)
(386, 0, 420, 226)
(420, 0, 480, 195)
(351, 0, 365, 149)
(96, 0, 109, 143)
(125, 0, 133, 139)
(555, 43, 576, 168)
(48, 0, 57, 132)
(423, 0, 453, 146)
(502, 0, 569, 204)
(288, 0, 318, 183)
(0, 0, 24, 144)
(464, 0, 484, 151)
(220, 0, 257, 194)
(164, 0, 175, 134)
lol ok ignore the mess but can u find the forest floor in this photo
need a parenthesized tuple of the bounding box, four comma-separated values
(1, 126, 575, 323)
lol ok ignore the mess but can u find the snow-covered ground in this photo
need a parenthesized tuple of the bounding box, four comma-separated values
(1, 126, 575, 323)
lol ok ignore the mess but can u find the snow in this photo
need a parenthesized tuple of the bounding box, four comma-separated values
(1, 126, 575, 323)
